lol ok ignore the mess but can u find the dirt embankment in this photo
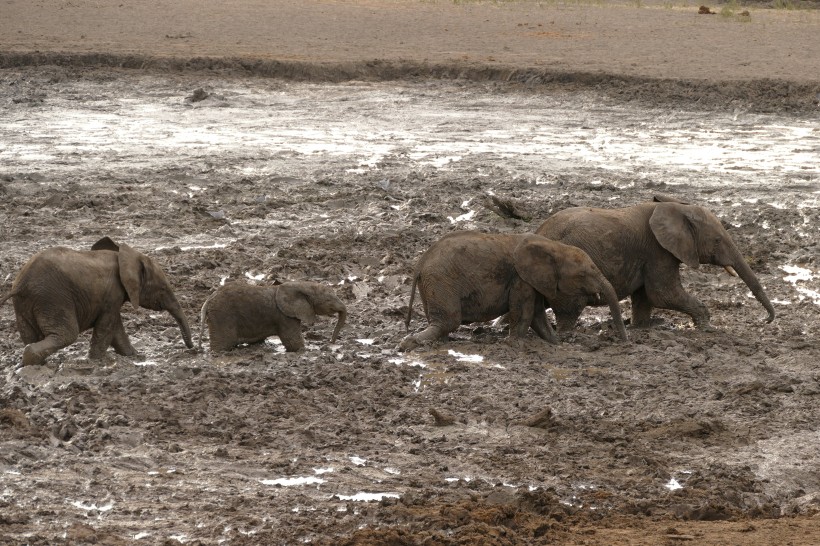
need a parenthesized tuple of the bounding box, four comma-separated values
(2, 0, 820, 113)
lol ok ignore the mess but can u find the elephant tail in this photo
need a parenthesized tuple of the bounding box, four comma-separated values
(0, 290, 17, 306)
(198, 293, 215, 351)
(405, 273, 419, 331)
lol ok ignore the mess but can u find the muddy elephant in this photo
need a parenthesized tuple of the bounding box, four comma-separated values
(399, 231, 627, 351)
(199, 280, 347, 353)
(0, 237, 194, 367)
(535, 196, 775, 331)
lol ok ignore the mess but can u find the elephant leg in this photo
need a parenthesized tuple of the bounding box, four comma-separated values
(89, 314, 120, 360)
(530, 299, 558, 344)
(17, 314, 42, 345)
(111, 316, 138, 356)
(630, 287, 653, 328)
(278, 328, 305, 352)
(645, 278, 712, 330)
(23, 333, 78, 367)
(21, 308, 80, 367)
(208, 326, 237, 353)
(399, 308, 459, 351)
(508, 282, 536, 339)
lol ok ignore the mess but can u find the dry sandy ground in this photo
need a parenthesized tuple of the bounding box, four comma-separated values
(2, 1, 820, 545)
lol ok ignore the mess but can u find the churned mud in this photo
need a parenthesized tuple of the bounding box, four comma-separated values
(2, 1, 820, 541)
(1, 65, 819, 544)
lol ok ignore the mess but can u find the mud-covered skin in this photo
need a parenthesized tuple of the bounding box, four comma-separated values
(199, 280, 346, 352)
(1, 237, 193, 367)
(0, 68, 819, 544)
(401, 231, 626, 350)
(536, 199, 776, 332)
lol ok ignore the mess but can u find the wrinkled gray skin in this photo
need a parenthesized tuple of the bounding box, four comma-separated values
(399, 231, 627, 351)
(199, 280, 347, 353)
(536, 196, 775, 331)
(0, 237, 194, 367)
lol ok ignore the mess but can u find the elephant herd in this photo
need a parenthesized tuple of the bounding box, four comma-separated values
(0, 196, 775, 367)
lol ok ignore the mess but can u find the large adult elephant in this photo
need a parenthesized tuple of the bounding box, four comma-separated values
(0, 237, 194, 367)
(400, 231, 627, 351)
(535, 196, 775, 331)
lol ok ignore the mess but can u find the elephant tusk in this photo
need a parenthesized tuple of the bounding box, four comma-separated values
(724, 265, 739, 277)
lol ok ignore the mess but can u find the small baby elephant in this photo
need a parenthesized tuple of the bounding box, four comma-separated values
(199, 280, 347, 352)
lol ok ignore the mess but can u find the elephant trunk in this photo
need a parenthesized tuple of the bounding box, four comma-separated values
(597, 273, 628, 341)
(730, 255, 775, 323)
(330, 308, 347, 343)
(167, 300, 195, 349)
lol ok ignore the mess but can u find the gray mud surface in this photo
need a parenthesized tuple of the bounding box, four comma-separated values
(1, 67, 819, 544)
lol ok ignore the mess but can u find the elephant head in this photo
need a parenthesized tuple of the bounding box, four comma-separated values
(91, 237, 194, 348)
(274, 281, 347, 342)
(648, 203, 775, 323)
(513, 235, 628, 341)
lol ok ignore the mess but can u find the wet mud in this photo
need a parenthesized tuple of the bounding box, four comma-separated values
(1, 66, 819, 544)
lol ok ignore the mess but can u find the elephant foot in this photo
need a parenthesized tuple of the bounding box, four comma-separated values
(22, 345, 47, 368)
(627, 316, 653, 329)
(114, 345, 138, 357)
(398, 335, 420, 352)
(88, 347, 110, 361)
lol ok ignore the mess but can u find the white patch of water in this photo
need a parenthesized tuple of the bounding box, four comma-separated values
(782, 265, 815, 283)
(244, 271, 265, 282)
(70, 500, 114, 512)
(388, 357, 427, 368)
(335, 492, 400, 502)
(782, 265, 820, 304)
(447, 350, 484, 363)
(260, 476, 325, 486)
(665, 478, 683, 491)
(447, 209, 476, 224)
(349, 456, 367, 466)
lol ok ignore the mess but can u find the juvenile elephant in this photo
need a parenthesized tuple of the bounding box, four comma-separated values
(0, 237, 194, 367)
(536, 196, 775, 331)
(199, 280, 347, 352)
(400, 231, 627, 351)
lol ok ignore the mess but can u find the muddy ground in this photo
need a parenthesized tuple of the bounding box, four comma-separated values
(2, 1, 820, 545)
(0, 66, 818, 545)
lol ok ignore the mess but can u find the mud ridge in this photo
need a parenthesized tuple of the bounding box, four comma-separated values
(2, 51, 818, 114)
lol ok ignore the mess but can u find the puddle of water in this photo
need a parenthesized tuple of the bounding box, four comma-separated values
(259, 476, 325, 487)
(2, 80, 817, 189)
(349, 456, 367, 466)
(782, 265, 820, 305)
(70, 500, 114, 512)
(334, 492, 400, 502)
(665, 478, 683, 491)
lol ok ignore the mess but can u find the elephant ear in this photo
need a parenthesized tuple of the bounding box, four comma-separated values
(116, 242, 144, 309)
(652, 194, 690, 205)
(275, 284, 316, 326)
(649, 203, 700, 269)
(91, 237, 120, 252)
(512, 236, 559, 301)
